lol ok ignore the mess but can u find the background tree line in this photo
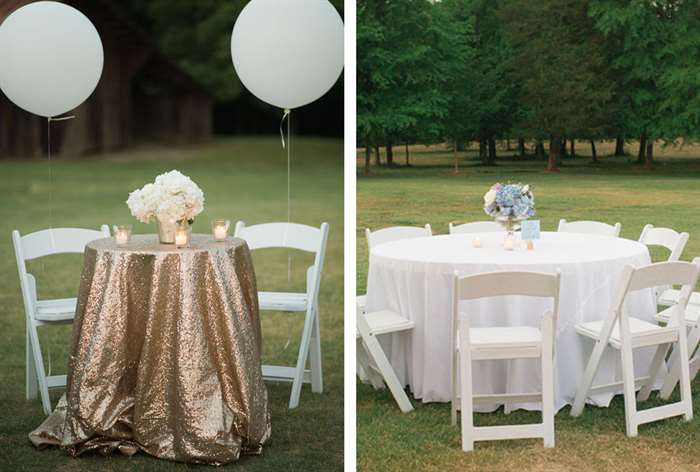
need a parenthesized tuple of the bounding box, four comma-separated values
(357, 0, 700, 173)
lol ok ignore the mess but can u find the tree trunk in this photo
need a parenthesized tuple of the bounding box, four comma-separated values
(374, 146, 381, 166)
(479, 139, 487, 162)
(637, 133, 646, 163)
(405, 143, 410, 166)
(487, 138, 497, 165)
(536, 140, 546, 160)
(386, 143, 394, 167)
(560, 138, 568, 158)
(505, 139, 512, 151)
(645, 140, 654, 170)
(548, 135, 562, 172)
(570, 139, 575, 157)
(453, 140, 459, 173)
(615, 135, 625, 156)
(364, 146, 371, 175)
(590, 140, 598, 163)
(518, 138, 526, 157)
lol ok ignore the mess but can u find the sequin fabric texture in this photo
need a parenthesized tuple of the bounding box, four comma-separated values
(30, 234, 271, 465)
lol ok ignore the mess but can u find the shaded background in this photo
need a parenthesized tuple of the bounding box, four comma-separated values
(0, 0, 344, 158)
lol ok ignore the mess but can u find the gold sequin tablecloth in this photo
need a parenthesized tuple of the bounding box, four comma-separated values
(29, 234, 271, 465)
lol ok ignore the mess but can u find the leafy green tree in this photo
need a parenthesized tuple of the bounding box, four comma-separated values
(357, 0, 452, 172)
(500, 0, 614, 171)
(589, 0, 692, 169)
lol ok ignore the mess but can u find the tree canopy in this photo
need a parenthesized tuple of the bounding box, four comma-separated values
(357, 0, 700, 172)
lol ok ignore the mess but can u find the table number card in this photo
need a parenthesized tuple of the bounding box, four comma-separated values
(521, 220, 541, 241)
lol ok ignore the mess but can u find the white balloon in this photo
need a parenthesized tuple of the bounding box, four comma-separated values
(231, 0, 344, 110)
(0, 1, 103, 118)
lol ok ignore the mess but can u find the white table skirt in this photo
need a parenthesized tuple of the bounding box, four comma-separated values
(365, 232, 659, 412)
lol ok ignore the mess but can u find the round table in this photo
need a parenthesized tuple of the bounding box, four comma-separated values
(365, 231, 659, 411)
(30, 234, 271, 465)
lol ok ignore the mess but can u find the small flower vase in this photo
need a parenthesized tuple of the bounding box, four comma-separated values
(157, 219, 179, 244)
(496, 217, 523, 251)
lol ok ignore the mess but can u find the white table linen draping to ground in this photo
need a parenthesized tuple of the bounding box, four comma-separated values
(365, 232, 659, 412)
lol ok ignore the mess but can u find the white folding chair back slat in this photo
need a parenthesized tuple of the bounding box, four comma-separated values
(557, 219, 621, 237)
(638, 224, 690, 304)
(452, 270, 561, 451)
(356, 304, 415, 412)
(365, 224, 432, 250)
(571, 260, 700, 437)
(234, 221, 329, 409)
(358, 224, 432, 316)
(448, 221, 504, 235)
(638, 224, 688, 262)
(12, 225, 110, 415)
(234, 221, 322, 253)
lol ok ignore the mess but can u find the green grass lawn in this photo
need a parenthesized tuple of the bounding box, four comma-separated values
(0, 136, 343, 471)
(357, 143, 700, 472)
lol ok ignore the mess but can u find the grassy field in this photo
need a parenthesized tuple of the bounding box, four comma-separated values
(0, 137, 343, 471)
(356, 142, 700, 472)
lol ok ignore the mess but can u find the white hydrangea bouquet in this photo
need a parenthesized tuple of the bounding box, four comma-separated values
(127, 170, 204, 243)
(483, 182, 535, 232)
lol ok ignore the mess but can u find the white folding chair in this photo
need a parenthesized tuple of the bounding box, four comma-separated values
(234, 221, 329, 409)
(452, 270, 561, 451)
(654, 258, 700, 399)
(638, 224, 692, 306)
(12, 225, 110, 415)
(571, 260, 699, 437)
(557, 219, 621, 237)
(356, 302, 414, 412)
(448, 221, 503, 234)
(357, 224, 432, 315)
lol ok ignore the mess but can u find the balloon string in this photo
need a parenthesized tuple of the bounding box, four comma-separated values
(46, 115, 75, 238)
(285, 109, 292, 284)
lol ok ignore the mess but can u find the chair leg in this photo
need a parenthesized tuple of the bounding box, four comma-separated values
(541, 317, 555, 448)
(620, 346, 638, 437)
(571, 340, 606, 417)
(288, 309, 316, 409)
(356, 338, 370, 384)
(357, 340, 385, 390)
(637, 343, 669, 402)
(676, 326, 694, 421)
(28, 322, 51, 415)
(362, 329, 413, 412)
(661, 327, 700, 399)
(310, 306, 323, 394)
(459, 340, 474, 451)
(451, 348, 458, 426)
(26, 328, 38, 400)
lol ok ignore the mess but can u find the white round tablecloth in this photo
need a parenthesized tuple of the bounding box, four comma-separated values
(365, 231, 659, 412)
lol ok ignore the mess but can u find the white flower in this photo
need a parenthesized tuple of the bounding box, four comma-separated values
(127, 170, 204, 225)
(484, 189, 497, 206)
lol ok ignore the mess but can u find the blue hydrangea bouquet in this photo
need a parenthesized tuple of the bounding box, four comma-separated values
(483, 182, 535, 232)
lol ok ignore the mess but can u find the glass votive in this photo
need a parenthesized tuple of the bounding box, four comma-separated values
(175, 222, 191, 247)
(113, 225, 132, 246)
(211, 219, 231, 241)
